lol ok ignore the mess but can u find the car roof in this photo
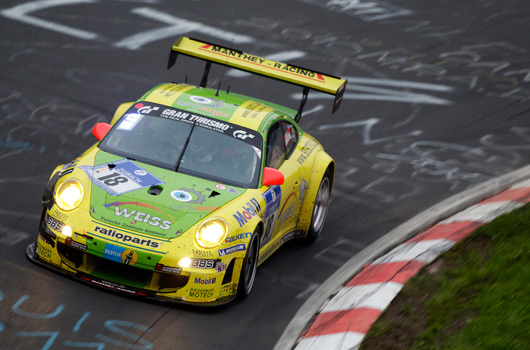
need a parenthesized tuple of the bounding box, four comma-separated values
(139, 83, 299, 134)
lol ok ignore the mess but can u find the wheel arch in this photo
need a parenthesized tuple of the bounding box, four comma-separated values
(298, 151, 335, 233)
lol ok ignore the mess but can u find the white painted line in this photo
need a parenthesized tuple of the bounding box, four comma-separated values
(372, 239, 455, 265)
(322, 282, 403, 313)
(441, 201, 524, 224)
(511, 178, 530, 189)
(295, 332, 365, 350)
(115, 7, 255, 50)
(1, 0, 99, 40)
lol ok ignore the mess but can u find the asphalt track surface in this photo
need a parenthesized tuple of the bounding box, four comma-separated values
(1, 1, 530, 349)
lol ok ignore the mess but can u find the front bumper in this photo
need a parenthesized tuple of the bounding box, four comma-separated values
(27, 208, 241, 306)
(26, 241, 237, 306)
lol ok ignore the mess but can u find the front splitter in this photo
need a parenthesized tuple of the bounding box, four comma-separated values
(25, 241, 236, 307)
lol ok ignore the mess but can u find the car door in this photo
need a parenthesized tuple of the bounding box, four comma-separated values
(261, 120, 301, 247)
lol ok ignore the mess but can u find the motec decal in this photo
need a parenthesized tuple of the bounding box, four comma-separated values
(95, 226, 160, 248)
(189, 288, 214, 299)
(233, 198, 261, 227)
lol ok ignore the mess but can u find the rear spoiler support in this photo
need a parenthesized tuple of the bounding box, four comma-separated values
(200, 61, 212, 88)
(295, 87, 309, 122)
(167, 37, 347, 119)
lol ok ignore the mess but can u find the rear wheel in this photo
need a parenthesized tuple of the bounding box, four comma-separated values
(237, 226, 260, 299)
(305, 170, 331, 243)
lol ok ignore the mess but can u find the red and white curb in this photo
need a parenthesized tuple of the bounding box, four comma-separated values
(295, 179, 530, 350)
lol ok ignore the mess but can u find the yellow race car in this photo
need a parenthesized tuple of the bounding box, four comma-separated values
(26, 37, 347, 305)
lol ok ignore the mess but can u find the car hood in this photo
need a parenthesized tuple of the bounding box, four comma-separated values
(81, 150, 245, 239)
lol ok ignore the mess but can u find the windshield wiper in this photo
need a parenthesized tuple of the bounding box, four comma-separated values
(174, 121, 196, 172)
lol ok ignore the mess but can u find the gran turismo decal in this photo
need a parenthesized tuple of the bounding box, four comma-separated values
(233, 130, 255, 140)
(135, 103, 160, 115)
(80, 159, 164, 196)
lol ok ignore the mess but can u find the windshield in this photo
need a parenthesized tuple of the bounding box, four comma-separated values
(99, 102, 263, 188)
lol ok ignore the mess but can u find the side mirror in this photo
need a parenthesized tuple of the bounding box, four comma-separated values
(92, 122, 112, 141)
(262, 167, 284, 186)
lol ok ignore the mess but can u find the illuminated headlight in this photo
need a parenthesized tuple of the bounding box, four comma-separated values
(178, 257, 192, 268)
(196, 218, 228, 249)
(55, 179, 84, 211)
(61, 225, 73, 237)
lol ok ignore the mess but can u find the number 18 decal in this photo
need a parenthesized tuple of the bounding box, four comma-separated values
(80, 159, 163, 196)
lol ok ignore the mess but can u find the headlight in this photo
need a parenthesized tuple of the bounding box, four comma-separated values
(55, 179, 84, 211)
(196, 217, 228, 249)
(178, 257, 192, 268)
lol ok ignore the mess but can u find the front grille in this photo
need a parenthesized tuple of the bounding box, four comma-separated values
(57, 242, 189, 292)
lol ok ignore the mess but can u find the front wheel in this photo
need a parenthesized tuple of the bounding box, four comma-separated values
(305, 170, 331, 243)
(237, 226, 260, 299)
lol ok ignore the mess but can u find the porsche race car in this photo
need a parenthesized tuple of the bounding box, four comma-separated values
(26, 37, 347, 305)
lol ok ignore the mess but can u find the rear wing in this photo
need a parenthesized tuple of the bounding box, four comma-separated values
(167, 37, 347, 121)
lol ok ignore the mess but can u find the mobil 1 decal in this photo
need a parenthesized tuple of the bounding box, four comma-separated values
(80, 159, 163, 196)
(261, 185, 281, 246)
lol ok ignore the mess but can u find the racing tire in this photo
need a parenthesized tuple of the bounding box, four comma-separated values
(237, 226, 260, 299)
(305, 169, 331, 243)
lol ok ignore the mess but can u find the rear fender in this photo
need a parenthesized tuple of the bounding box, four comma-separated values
(298, 151, 334, 233)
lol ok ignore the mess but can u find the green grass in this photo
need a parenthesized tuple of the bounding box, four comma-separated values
(361, 203, 530, 350)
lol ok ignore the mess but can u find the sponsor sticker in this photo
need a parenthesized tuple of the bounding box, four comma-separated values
(65, 237, 87, 251)
(218, 244, 246, 257)
(192, 249, 213, 257)
(46, 214, 64, 232)
(103, 243, 125, 263)
(225, 232, 251, 244)
(155, 263, 182, 274)
(191, 259, 221, 269)
(80, 159, 164, 196)
(95, 226, 161, 248)
(188, 288, 214, 298)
